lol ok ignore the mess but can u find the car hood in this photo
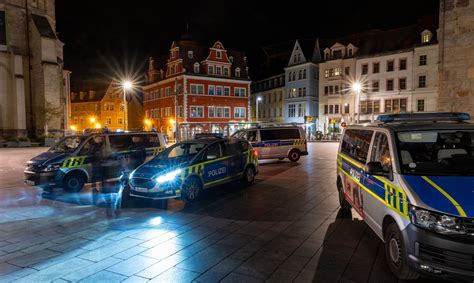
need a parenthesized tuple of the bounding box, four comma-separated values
(28, 151, 68, 166)
(404, 175, 474, 217)
(132, 160, 188, 179)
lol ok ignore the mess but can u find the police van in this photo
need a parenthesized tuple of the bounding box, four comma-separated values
(24, 131, 167, 192)
(127, 135, 258, 202)
(337, 113, 474, 281)
(232, 125, 308, 162)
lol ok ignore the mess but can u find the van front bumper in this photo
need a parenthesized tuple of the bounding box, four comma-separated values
(403, 224, 474, 281)
(24, 170, 60, 187)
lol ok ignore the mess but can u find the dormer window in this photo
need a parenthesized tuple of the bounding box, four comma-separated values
(216, 66, 222, 75)
(209, 65, 214, 75)
(216, 50, 221, 59)
(332, 50, 342, 59)
(229, 56, 233, 63)
(235, 68, 241, 77)
(188, 51, 193, 59)
(194, 63, 200, 73)
(348, 48, 353, 57)
(421, 30, 433, 43)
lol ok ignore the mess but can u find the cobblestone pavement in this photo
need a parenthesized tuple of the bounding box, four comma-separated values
(0, 144, 431, 282)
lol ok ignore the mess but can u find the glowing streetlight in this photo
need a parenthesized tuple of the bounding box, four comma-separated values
(122, 80, 133, 131)
(89, 117, 96, 123)
(256, 96, 262, 122)
(94, 123, 101, 129)
(169, 118, 176, 125)
(352, 82, 362, 124)
(144, 119, 152, 130)
(70, 125, 77, 131)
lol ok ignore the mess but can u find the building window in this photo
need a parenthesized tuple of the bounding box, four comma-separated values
(190, 106, 204, 118)
(399, 78, 407, 90)
(224, 107, 230, 118)
(234, 87, 246, 97)
(399, 58, 407, 70)
(208, 106, 215, 118)
(360, 100, 380, 114)
(298, 70, 302, 80)
(387, 60, 394, 72)
(224, 67, 229, 76)
(324, 69, 329, 78)
(334, 104, 339, 114)
(419, 75, 426, 88)
(208, 85, 215, 95)
(419, 55, 427, 66)
(417, 99, 425, 112)
(373, 62, 379, 73)
(216, 50, 221, 59)
(188, 51, 193, 59)
(190, 84, 204, 95)
(178, 106, 183, 117)
(216, 66, 222, 75)
(209, 66, 214, 74)
(118, 118, 123, 125)
(297, 103, 305, 117)
(334, 67, 342, 76)
(372, 80, 379, 92)
(234, 107, 246, 119)
(345, 67, 350, 76)
(324, 86, 329, 95)
(362, 64, 368, 75)
(329, 105, 334, 114)
(386, 79, 394, 91)
(216, 86, 223, 96)
(106, 117, 112, 125)
(422, 34, 430, 43)
(344, 104, 350, 114)
(333, 50, 342, 59)
(303, 69, 307, 79)
(334, 85, 339, 94)
(235, 68, 241, 77)
(348, 49, 353, 57)
(288, 104, 296, 117)
(324, 105, 328, 114)
(224, 87, 230, 96)
(289, 88, 297, 98)
(194, 63, 200, 73)
(292, 72, 295, 81)
(385, 98, 407, 113)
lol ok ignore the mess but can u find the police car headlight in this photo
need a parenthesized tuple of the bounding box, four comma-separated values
(155, 169, 181, 184)
(42, 164, 61, 172)
(409, 205, 466, 235)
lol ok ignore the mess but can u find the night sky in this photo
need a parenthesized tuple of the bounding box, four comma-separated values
(56, 0, 440, 90)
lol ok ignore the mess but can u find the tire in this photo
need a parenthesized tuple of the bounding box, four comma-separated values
(384, 223, 419, 280)
(63, 173, 85, 192)
(337, 178, 351, 211)
(278, 157, 284, 160)
(241, 166, 256, 187)
(182, 177, 202, 202)
(288, 149, 301, 162)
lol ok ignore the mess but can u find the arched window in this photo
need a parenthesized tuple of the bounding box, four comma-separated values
(303, 69, 307, 79)
(235, 68, 241, 77)
(298, 70, 302, 80)
(194, 63, 200, 73)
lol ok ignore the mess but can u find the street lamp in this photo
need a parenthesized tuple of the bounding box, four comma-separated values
(352, 82, 362, 124)
(122, 80, 133, 131)
(256, 96, 262, 122)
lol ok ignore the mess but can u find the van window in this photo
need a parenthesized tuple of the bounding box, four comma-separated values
(370, 132, 392, 172)
(247, 130, 257, 142)
(109, 135, 134, 152)
(226, 140, 243, 155)
(144, 134, 162, 147)
(341, 129, 373, 163)
(260, 129, 300, 141)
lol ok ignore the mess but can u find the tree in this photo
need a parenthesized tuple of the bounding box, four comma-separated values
(37, 100, 62, 136)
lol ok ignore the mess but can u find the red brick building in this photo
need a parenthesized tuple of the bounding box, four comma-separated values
(143, 37, 251, 139)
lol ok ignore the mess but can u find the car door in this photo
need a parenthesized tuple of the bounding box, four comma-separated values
(202, 142, 228, 186)
(259, 129, 280, 158)
(225, 140, 245, 177)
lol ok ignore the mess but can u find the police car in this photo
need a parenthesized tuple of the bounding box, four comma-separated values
(127, 135, 259, 202)
(337, 112, 474, 281)
(232, 125, 308, 162)
(24, 131, 167, 192)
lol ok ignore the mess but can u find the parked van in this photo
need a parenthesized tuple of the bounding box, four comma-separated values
(24, 130, 167, 192)
(233, 126, 308, 162)
(337, 113, 474, 281)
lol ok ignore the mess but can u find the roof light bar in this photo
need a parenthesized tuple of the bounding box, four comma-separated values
(377, 112, 471, 123)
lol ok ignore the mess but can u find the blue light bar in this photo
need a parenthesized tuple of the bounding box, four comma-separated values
(194, 133, 224, 139)
(377, 112, 471, 123)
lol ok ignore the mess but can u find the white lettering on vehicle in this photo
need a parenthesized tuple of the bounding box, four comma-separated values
(349, 168, 361, 182)
(208, 167, 226, 177)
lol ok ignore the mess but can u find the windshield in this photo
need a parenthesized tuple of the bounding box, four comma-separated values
(151, 142, 207, 164)
(396, 130, 474, 176)
(49, 136, 87, 153)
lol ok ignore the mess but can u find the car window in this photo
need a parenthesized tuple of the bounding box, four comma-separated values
(241, 141, 249, 152)
(144, 134, 162, 147)
(109, 135, 134, 152)
(205, 142, 223, 160)
(341, 129, 373, 163)
(247, 130, 257, 142)
(371, 132, 392, 172)
(226, 140, 243, 155)
(260, 129, 300, 141)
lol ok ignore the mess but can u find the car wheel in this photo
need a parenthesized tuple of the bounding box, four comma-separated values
(384, 222, 419, 280)
(288, 149, 301, 162)
(182, 177, 202, 202)
(63, 173, 85, 192)
(337, 178, 351, 211)
(241, 166, 255, 187)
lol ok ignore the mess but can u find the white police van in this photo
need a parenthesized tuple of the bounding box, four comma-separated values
(337, 112, 474, 281)
(232, 125, 308, 162)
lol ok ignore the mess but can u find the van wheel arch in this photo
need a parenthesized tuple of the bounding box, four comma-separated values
(63, 170, 87, 192)
(382, 215, 397, 239)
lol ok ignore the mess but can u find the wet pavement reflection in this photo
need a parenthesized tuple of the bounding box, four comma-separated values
(0, 145, 434, 282)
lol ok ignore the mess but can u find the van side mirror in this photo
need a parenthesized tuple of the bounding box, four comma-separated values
(366, 162, 389, 177)
(206, 154, 217, 160)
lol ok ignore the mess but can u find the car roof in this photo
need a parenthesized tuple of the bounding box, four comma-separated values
(180, 137, 245, 145)
(347, 121, 474, 132)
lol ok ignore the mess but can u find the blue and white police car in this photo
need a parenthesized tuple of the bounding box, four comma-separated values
(127, 135, 259, 202)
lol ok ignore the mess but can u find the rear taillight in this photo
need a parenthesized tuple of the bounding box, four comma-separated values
(253, 149, 258, 157)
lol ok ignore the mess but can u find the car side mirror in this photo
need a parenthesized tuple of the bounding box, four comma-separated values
(366, 162, 389, 177)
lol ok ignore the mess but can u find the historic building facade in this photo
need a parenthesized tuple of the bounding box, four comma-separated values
(0, 0, 66, 137)
(250, 74, 285, 123)
(143, 38, 251, 139)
